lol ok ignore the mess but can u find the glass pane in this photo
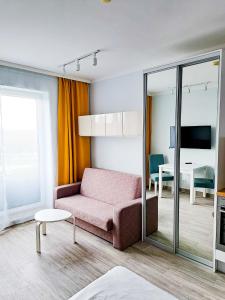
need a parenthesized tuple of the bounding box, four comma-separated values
(1, 94, 40, 209)
(178, 59, 219, 261)
(146, 68, 176, 248)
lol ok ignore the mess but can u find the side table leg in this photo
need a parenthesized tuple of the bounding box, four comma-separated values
(42, 222, 46, 235)
(36, 221, 41, 253)
(73, 216, 76, 244)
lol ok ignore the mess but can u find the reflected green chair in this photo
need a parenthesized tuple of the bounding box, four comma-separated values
(194, 170, 215, 202)
(149, 154, 174, 196)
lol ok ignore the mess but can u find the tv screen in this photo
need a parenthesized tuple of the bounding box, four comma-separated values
(170, 126, 211, 149)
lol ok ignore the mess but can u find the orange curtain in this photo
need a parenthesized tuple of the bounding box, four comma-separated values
(57, 78, 90, 185)
(146, 96, 152, 186)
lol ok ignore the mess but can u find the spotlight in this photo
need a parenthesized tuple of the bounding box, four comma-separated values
(76, 60, 80, 71)
(93, 53, 97, 66)
(101, 0, 111, 3)
(213, 60, 219, 66)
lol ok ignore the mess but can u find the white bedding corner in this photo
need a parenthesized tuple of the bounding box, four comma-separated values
(69, 266, 177, 300)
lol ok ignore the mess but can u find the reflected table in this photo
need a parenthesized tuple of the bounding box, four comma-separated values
(159, 163, 207, 204)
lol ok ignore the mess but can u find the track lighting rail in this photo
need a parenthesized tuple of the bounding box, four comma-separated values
(60, 49, 101, 72)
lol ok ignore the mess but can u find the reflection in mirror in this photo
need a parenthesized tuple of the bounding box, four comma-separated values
(178, 60, 219, 262)
(146, 68, 176, 248)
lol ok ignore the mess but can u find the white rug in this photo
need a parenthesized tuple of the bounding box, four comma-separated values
(69, 266, 177, 299)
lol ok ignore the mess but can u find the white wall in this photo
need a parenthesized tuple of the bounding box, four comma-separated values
(90, 72, 143, 175)
(151, 88, 218, 188)
(151, 93, 176, 165)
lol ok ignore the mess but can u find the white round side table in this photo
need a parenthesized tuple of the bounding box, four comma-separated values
(34, 209, 75, 253)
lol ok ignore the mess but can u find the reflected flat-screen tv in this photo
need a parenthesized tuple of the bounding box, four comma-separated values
(170, 126, 211, 149)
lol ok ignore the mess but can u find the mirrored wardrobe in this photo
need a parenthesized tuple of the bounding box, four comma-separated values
(143, 51, 222, 267)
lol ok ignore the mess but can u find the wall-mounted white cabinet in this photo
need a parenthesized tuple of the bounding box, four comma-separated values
(78, 115, 91, 136)
(106, 112, 123, 136)
(91, 114, 106, 136)
(78, 111, 142, 137)
(123, 111, 142, 136)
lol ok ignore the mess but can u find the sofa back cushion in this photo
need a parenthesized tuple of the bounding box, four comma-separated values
(80, 168, 141, 205)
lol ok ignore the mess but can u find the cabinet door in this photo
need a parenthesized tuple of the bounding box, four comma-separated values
(123, 111, 142, 136)
(106, 112, 123, 136)
(91, 114, 106, 136)
(78, 115, 91, 136)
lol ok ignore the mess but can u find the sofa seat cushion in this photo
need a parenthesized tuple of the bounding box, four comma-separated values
(55, 195, 113, 231)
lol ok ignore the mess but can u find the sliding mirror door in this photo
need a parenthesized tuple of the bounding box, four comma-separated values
(177, 59, 219, 265)
(145, 68, 176, 250)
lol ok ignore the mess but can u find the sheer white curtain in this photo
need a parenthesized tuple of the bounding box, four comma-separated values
(0, 66, 57, 230)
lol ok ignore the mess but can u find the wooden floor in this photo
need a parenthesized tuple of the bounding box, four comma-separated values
(1, 221, 225, 300)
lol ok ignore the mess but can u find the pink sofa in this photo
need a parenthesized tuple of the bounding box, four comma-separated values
(54, 168, 158, 250)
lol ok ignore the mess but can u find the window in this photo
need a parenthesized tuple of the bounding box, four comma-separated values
(0, 86, 54, 228)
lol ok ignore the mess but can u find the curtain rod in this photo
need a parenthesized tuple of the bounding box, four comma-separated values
(0, 60, 91, 84)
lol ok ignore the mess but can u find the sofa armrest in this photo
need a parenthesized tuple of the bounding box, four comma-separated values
(113, 198, 142, 250)
(54, 182, 81, 200)
(146, 196, 158, 235)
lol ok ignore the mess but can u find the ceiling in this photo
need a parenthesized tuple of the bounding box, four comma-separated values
(1, 0, 225, 82)
(147, 61, 219, 94)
